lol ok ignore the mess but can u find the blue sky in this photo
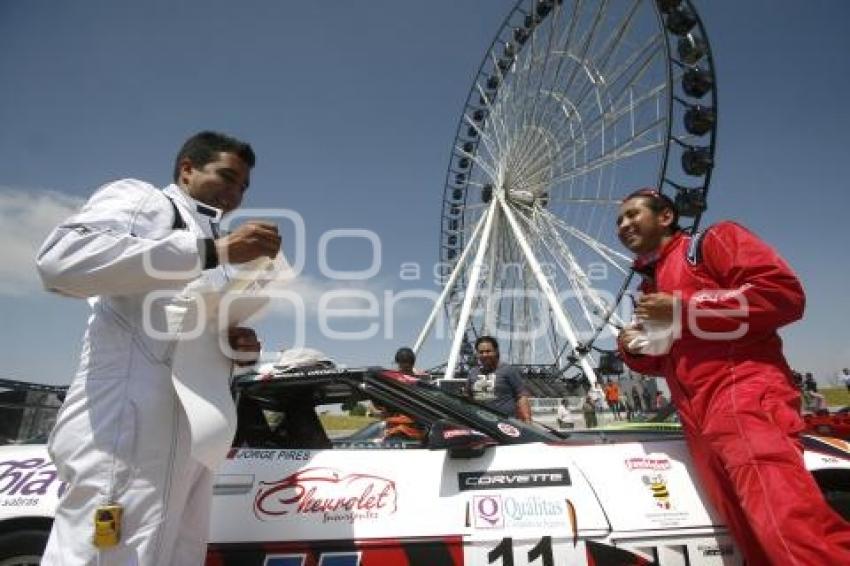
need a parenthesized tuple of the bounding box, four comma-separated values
(1, 0, 848, 385)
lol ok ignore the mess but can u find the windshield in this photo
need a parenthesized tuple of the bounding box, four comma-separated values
(404, 378, 560, 443)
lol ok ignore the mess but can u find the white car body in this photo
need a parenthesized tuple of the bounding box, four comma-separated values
(2, 369, 849, 566)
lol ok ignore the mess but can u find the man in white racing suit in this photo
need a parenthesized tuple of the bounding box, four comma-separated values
(36, 131, 281, 565)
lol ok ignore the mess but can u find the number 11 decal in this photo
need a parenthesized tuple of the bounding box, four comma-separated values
(488, 536, 554, 566)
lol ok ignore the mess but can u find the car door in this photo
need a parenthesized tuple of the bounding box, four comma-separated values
(209, 375, 469, 565)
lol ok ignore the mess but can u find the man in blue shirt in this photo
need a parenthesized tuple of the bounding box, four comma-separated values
(466, 336, 531, 422)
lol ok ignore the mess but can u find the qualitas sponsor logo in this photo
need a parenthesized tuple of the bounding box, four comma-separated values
(624, 457, 672, 471)
(473, 494, 566, 529)
(254, 467, 397, 524)
(0, 458, 66, 505)
(459, 468, 570, 491)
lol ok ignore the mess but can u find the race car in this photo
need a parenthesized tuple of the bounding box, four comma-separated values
(1, 368, 849, 565)
(804, 407, 850, 440)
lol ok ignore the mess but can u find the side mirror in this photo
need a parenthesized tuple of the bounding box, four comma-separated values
(428, 419, 496, 459)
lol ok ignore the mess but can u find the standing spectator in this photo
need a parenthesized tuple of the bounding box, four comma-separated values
(804, 372, 818, 393)
(589, 380, 606, 410)
(623, 396, 634, 421)
(556, 399, 571, 429)
(841, 368, 850, 393)
(631, 386, 643, 413)
(616, 188, 850, 564)
(654, 391, 667, 410)
(581, 395, 598, 428)
(36, 131, 280, 564)
(642, 385, 653, 413)
(466, 336, 531, 422)
(604, 379, 622, 420)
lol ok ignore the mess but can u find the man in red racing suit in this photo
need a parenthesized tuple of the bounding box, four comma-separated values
(616, 189, 850, 565)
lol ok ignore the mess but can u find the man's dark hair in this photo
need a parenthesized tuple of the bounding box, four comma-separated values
(623, 188, 681, 232)
(394, 347, 416, 365)
(173, 131, 256, 182)
(474, 335, 499, 352)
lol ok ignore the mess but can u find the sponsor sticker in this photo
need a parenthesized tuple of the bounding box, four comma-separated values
(624, 456, 672, 471)
(444, 428, 474, 440)
(641, 473, 672, 510)
(624, 456, 692, 527)
(473, 495, 505, 528)
(0, 457, 65, 505)
(254, 468, 397, 524)
(459, 468, 570, 491)
(472, 494, 566, 529)
(497, 423, 521, 437)
(228, 448, 311, 461)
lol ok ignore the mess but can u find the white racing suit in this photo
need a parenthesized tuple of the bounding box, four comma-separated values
(36, 179, 234, 565)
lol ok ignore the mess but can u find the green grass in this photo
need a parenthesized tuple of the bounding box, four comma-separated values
(319, 414, 376, 431)
(821, 387, 850, 408)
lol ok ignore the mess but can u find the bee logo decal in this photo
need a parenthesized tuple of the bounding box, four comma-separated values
(642, 473, 671, 510)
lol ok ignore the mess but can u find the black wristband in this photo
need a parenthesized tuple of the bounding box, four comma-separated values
(201, 238, 219, 269)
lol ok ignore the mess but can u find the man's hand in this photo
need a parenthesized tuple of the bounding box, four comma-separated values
(216, 221, 281, 264)
(634, 292, 678, 324)
(516, 395, 532, 423)
(228, 326, 261, 366)
(618, 324, 645, 355)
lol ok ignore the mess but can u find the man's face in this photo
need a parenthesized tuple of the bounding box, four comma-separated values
(179, 151, 251, 214)
(616, 197, 673, 255)
(476, 341, 499, 372)
(397, 360, 414, 375)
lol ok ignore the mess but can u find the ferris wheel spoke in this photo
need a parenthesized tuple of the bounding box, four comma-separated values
(550, 40, 668, 156)
(529, 0, 644, 145)
(569, 5, 657, 119)
(504, 1, 580, 170)
(552, 0, 611, 115)
(574, 29, 666, 115)
(522, 1, 577, 148)
(541, 207, 632, 271)
(495, 192, 597, 379)
(462, 115, 504, 183)
(473, 81, 512, 167)
(445, 200, 499, 380)
(533, 221, 598, 330)
(536, 210, 628, 329)
(546, 119, 666, 187)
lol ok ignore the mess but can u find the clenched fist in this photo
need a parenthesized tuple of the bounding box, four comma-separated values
(215, 221, 281, 264)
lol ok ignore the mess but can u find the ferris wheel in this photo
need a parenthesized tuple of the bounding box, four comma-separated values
(415, 0, 718, 384)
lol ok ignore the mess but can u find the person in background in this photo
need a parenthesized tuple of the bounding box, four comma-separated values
(631, 386, 643, 414)
(804, 372, 818, 393)
(581, 395, 597, 428)
(604, 379, 622, 420)
(556, 398, 571, 428)
(616, 187, 850, 564)
(394, 347, 425, 378)
(466, 336, 531, 422)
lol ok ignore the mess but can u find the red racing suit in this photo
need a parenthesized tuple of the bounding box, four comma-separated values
(619, 221, 850, 565)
